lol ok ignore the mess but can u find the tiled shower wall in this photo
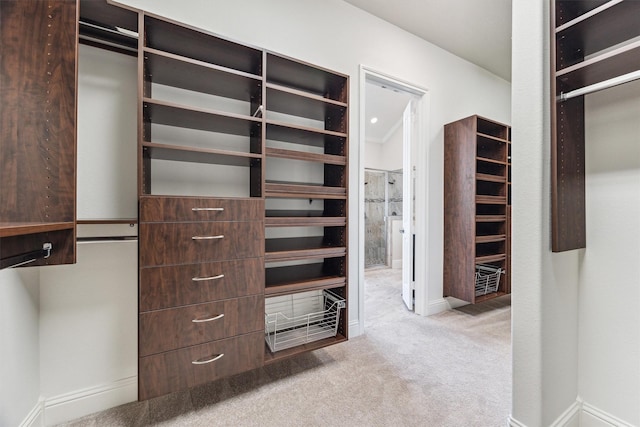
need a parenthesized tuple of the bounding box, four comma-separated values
(365, 169, 403, 267)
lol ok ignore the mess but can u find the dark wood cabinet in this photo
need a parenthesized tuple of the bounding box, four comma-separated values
(0, 0, 78, 268)
(551, 0, 640, 252)
(444, 116, 511, 304)
(136, 12, 349, 399)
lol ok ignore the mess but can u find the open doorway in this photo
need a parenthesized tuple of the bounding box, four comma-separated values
(361, 71, 425, 323)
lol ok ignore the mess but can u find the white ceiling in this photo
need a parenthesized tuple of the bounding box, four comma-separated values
(365, 81, 413, 144)
(343, 0, 512, 81)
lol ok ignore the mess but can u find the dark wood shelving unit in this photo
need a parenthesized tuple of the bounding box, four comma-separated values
(263, 52, 348, 362)
(1, 0, 78, 269)
(444, 115, 511, 304)
(136, 11, 349, 400)
(551, 0, 640, 252)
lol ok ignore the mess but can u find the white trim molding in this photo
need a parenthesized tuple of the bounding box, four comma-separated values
(20, 399, 44, 427)
(582, 399, 637, 427)
(550, 399, 581, 427)
(43, 376, 137, 426)
(508, 415, 528, 427)
(426, 298, 450, 316)
(508, 398, 637, 427)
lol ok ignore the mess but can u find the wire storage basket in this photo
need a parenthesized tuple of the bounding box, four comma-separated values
(265, 289, 346, 353)
(475, 264, 504, 297)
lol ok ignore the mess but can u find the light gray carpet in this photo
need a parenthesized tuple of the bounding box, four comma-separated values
(57, 267, 511, 427)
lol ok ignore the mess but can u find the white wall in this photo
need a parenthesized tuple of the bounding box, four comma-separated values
(116, 0, 511, 325)
(510, 1, 580, 425)
(76, 45, 138, 220)
(579, 80, 640, 426)
(365, 123, 403, 171)
(0, 268, 42, 427)
(39, 241, 138, 425)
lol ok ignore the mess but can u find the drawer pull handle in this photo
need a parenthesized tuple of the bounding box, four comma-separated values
(192, 353, 224, 365)
(192, 274, 224, 282)
(192, 235, 224, 240)
(192, 207, 224, 212)
(192, 313, 224, 323)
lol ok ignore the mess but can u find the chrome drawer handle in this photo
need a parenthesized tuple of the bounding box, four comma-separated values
(192, 274, 224, 282)
(192, 353, 224, 365)
(192, 207, 224, 212)
(192, 313, 224, 323)
(192, 235, 224, 240)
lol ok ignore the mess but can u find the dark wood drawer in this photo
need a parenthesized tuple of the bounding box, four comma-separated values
(140, 196, 264, 222)
(139, 221, 263, 267)
(140, 257, 264, 312)
(139, 295, 264, 357)
(138, 331, 264, 400)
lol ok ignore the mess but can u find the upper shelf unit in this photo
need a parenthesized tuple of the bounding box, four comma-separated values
(140, 14, 264, 198)
(555, 0, 640, 93)
(551, 0, 640, 251)
(144, 16, 263, 76)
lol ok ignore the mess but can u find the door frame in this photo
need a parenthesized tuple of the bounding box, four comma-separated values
(358, 66, 430, 335)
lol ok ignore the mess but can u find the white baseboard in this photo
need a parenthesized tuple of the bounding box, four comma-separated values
(20, 399, 44, 427)
(349, 319, 361, 337)
(43, 376, 137, 426)
(581, 400, 636, 427)
(507, 415, 527, 427)
(391, 259, 402, 269)
(426, 297, 450, 316)
(550, 399, 581, 427)
(508, 398, 637, 427)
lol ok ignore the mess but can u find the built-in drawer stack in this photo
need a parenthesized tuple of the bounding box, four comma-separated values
(138, 196, 264, 400)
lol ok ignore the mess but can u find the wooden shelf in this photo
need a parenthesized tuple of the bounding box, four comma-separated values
(265, 181, 346, 199)
(265, 147, 345, 165)
(143, 99, 261, 136)
(266, 121, 347, 148)
(266, 53, 348, 102)
(556, 0, 640, 69)
(264, 333, 347, 364)
(476, 173, 506, 183)
(0, 222, 75, 238)
(477, 132, 509, 144)
(265, 262, 345, 292)
(265, 213, 346, 227)
(144, 48, 262, 102)
(555, 0, 609, 26)
(475, 254, 506, 264)
(476, 215, 507, 222)
(145, 15, 262, 76)
(555, 39, 640, 92)
(143, 142, 261, 166)
(266, 86, 347, 130)
(476, 156, 507, 165)
(476, 234, 506, 244)
(476, 195, 507, 204)
(474, 291, 508, 304)
(265, 237, 346, 262)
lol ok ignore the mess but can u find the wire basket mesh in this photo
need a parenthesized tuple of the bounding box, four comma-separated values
(475, 264, 504, 296)
(265, 289, 346, 353)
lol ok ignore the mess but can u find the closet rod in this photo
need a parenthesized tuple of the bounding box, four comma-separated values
(559, 69, 640, 101)
(0, 243, 52, 270)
